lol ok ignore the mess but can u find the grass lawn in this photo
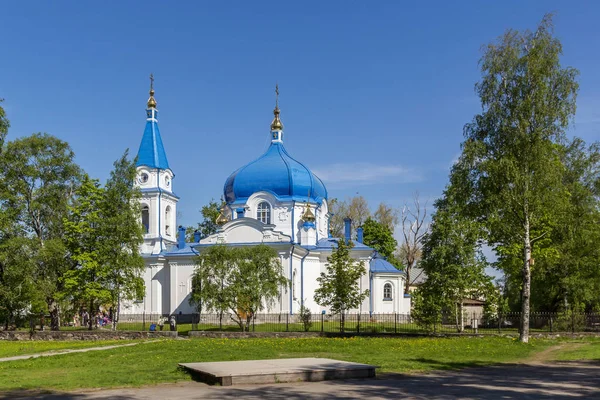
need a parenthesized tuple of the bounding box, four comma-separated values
(0, 340, 141, 359)
(0, 336, 557, 391)
(552, 337, 600, 361)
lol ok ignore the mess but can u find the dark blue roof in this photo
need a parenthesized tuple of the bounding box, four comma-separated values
(370, 254, 404, 274)
(224, 142, 327, 204)
(136, 110, 170, 170)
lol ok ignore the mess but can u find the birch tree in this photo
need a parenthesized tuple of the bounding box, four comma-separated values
(458, 14, 578, 342)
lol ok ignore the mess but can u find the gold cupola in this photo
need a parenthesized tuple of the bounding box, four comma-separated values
(215, 199, 230, 225)
(301, 202, 316, 223)
(270, 83, 284, 131)
(147, 73, 157, 109)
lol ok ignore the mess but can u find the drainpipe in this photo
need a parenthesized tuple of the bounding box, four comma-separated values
(291, 200, 296, 243)
(300, 249, 310, 309)
(289, 244, 295, 315)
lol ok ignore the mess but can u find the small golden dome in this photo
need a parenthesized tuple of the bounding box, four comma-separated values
(270, 83, 283, 131)
(147, 73, 157, 108)
(301, 202, 316, 222)
(216, 201, 230, 225)
(270, 106, 283, 131)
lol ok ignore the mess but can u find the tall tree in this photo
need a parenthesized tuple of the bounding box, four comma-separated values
(458, 14, 578, 342)
(314, 240, 369, 332)
(328, 198, 347, 238)
(0, 133, 81, 329)
(398, 193, 428, 294)
(362, 217, 400, 266)
(190, 244, 288, 331)
(102, 151, 145, 330)
(416, 195, 492, 332)
(62, 175, 107, 330)
(374, 202, 399, 233)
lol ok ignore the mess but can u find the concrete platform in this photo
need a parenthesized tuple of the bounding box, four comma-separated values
(178, 357, 377, 386)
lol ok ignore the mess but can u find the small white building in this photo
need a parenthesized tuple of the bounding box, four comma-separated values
(122, 83, 410, 316)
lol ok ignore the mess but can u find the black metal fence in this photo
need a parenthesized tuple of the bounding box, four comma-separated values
(4, 311, 599, 334)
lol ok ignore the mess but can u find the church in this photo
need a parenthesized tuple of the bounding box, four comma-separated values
(122, 80, 410, 316)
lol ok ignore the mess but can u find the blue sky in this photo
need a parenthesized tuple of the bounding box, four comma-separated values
(1, 1, 599, 236)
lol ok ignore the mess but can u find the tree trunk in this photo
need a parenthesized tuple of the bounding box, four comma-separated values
(405, 262, 412, 294)
(520, 217, 532, 343)
(88, 300, 94, 331)
(47, 298, 60, 331)
(460, 301, 464, 333)
(454, 303, 459, 332)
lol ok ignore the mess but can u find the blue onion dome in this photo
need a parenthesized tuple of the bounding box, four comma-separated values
(224, 142, 328, 204)
(224, 91, 327, 204)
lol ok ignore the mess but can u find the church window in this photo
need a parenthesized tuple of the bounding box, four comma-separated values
(165, 206, 172, 235)
(141, 205, 149, 233)
(140, 173, 149, 184)
(257, 202, 271, 224)
(383, 283, 393, 300)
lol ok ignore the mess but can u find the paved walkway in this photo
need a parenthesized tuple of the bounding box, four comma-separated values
(0, 341, 158, 363)
(3, 360, 599, 399)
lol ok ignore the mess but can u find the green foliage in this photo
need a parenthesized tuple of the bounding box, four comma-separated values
(190, 244, 288, 331)
(456, 14, 579, 342)
(0, 133, 81, 329)
(416, 194, 492, 332)
(62, 152, 145, 329)
(362, 217, 400, 266)
(411, 289, 443, 333)
(314, 239, 369, 331)
(62, 175, 109, 328)
(297, 300, 313, 332)
(186, 199, 221, 241)
(0, 237, 38, 329)
(0, 98, 9, 150)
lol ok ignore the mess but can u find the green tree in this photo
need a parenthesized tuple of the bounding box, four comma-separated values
(0, 133, 81, 329)
(62, 175, 108, 330)
(190, 244, 288, 331)
(417, 195, 492, 332)
(0, 237, 38, 329)
(362, 217, 400, 266)
(0, 98, 9, 151)
(314, 239, 369, 332)
(457, 15, 578, 342)
(186, 199, 221, 241)
(102, 151, 145, 330)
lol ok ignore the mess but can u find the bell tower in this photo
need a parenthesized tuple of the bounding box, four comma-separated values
(135, 74, 179, 254)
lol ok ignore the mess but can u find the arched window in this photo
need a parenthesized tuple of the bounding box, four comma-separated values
(257, 202, 271, 224)
(141, 205, 149, 234)
(165, 206, 172, 236)
(383, 283, 393, 300)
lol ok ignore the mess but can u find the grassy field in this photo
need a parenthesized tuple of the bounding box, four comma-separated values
(553, 337, 600, 361)
(0, 340, 141, 358)
(0, 336, 559, 391)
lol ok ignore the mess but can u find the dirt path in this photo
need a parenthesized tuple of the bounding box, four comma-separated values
(524, 342, 585, 364)
(0, 340, 161, 363)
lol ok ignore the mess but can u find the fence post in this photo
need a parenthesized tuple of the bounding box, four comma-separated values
(357, 313, 360, 333)
(286, 313, 289, 332)
(321, 313, 324, 333)
(142, 311, 146, 332)
(394, 313, 397, 334)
